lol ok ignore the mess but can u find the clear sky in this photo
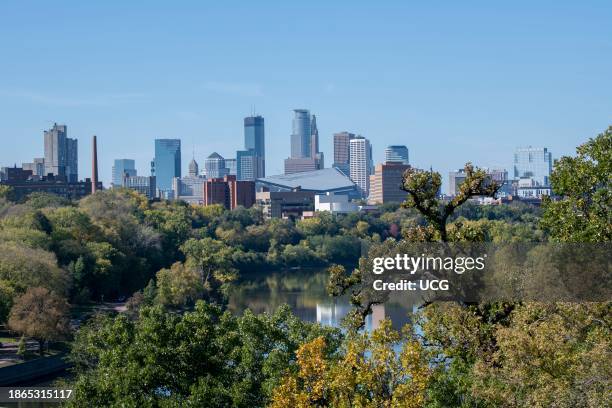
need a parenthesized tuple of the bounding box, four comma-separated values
(1, 1, 610, 192)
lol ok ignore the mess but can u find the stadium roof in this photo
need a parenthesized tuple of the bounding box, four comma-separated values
(256, 167, 357, 193)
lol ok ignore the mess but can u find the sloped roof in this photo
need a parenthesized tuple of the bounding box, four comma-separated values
(257, 167, 356, 192)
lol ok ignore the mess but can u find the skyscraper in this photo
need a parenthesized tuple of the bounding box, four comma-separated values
(66, 137, 78, 182)
(112, 159, 137, 187)
(513, 147, 552, 186)
(204, 152, 229, 178)
(244, 115, 265, 177)
(290, 109, 311, 158)
(237, 149, 264, 181)
(285, 110, 323, 174)
(311, 115, 324, 169)
(333, 131, 355, 174)
(188, 158, 199, 177)
(154, 139, 181, 192)
(384, 145, 409, 164)
(44, 123, 78, 181)
(349, 136, 373, 197)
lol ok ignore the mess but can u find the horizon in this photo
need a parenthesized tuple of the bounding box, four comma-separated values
(1, 2, 610, 191)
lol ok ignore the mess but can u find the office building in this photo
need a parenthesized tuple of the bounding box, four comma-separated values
(244, 115, 265, 177)
(203, 175, 255, 210)
(123, 176, 156, 199)
(154, 139, 181, 193)
(44, 123, 78, 181)
(310, 115, 324, 169)
(112, 159, 137, 188)
(384, 145, 409, 164)
(172, 174, 205, 205)
(290, 109, 311, 158)
(513, 147, 552, 186)
(333, 131, 355, 175)
(204, 152, 229, 178)
(188, 158, 199, 177)
(368, 162, 411, 204)
(349, 136, 373, 197)
(225, 158, 237, 176)
(448, 169, 468, 196)
(285, 109, 323, 174)
(237, 150, 264, 181)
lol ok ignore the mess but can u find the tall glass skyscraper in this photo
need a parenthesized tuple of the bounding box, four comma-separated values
(384, 145, 409, 164)
(154, 139, 181, 192)
(112, 159, 137, 187)
(513, 147, 552, 186)
(244, 116, 265, 177)
(290, 109, 311, 158)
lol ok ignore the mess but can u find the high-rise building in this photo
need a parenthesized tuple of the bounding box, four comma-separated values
(384, 145, 409, 164)
(123, 176, 156, 199)
(112, 159, 137, 187)
(225, 158, 237, 176)
(154, 139, 181, 192)
(368, 162, 411, 204)
(349, 136, 373, 197)
(448, 169, 467, 196)
(311, 115, 324, 170)
(237, 150, 264, 181)
(333, 131, 355, 175)
(244, 115, 265, 177)
(285, 110, 323, 174)
(205, 152, 229, 178)
(513, 147, 552, 186)
(44, 123, 78, 181)
(66, 137, 78, 182)
(290, 109, 311, 158)
(188, 158, 199, 177)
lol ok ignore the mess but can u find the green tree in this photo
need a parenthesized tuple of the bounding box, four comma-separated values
(68, 302, 340, 407)
(180, 238, 238, 302)
(155, 262, 204, 308)
(401, 163, 500, 242)
(541, 126, 611, 242)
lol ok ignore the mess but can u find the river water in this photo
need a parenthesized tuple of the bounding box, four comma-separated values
(227, 267, 420, 331)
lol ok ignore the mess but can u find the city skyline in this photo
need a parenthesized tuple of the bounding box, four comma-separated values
(1, 2, 610, 187)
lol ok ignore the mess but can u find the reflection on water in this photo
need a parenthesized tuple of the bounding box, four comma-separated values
(228, 268, 420, 331)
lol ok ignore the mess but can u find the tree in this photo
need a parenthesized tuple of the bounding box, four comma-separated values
(180, 238, 238, 303)
(8, 287, 70, 356)
(271, 320, 432, 408)
(155, 262, 204, 308)
(401, 163, 500, 242)
(68, 302, 340, 407)
(541, 126, 611, 242)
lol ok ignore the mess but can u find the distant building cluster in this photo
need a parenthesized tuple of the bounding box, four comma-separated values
(0, 123, 100, 201)
(1, 111, 555, 210)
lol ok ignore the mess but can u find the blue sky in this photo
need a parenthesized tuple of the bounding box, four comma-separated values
(1, 1, 610, 191)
